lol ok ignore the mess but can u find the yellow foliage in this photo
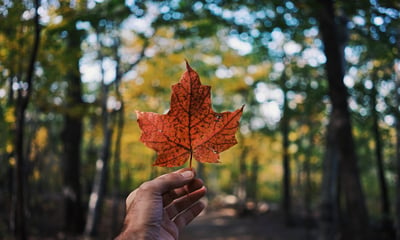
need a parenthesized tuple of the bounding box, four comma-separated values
(300, 125, 310, 134)
(6, 143, 13, 153)
(288, 143, 298, 154)
(288, 131, 298, 142)
(33, 169, 40, 181)
(5, 107, 15, 123)
(9, 157, 16, 166)
(33, 127, 48, 150)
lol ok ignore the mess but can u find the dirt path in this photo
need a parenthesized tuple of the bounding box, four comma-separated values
(180, 208, 317, 240)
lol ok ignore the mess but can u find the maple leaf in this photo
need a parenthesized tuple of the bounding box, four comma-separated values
(136, 61, 244, 168)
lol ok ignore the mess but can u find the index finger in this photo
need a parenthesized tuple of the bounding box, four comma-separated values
(162, 178, 204, 206)
(125, 168, 196, 209)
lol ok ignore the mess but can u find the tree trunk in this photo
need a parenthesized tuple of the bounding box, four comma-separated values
(111, 104, 124, 237)
(84, 50, 114, 236)
(111, 46, 124, 237)
(15, 91, 27, 240)
(248, 157, 259, 201)
(394, 61, 400, 240)
(303, 120, 313, 228)
(62, 102, 84, 234)
(84, 127, 113, 237)
(62, 29, 84, 234)
(281, 69, 292, 226)
(237, 145, 248, 216)
(320, 117, 341, 240)
(238, 146, 248, 202)
(370, 76, 391, 227)
(14, 1, 41, 238)
(317, 1, 369, 239)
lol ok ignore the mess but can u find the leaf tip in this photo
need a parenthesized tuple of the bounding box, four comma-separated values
(184, 59, 193, 71)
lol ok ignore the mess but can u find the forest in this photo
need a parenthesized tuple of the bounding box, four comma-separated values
(1, 0, 400, 239)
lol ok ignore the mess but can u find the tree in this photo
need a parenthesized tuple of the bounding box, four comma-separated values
(370, 70, 391, 226)
(84, 29, 115, 237)
(2, 0, 400, 238)
(13, 1, 41, 239)
(61, 31, 85, 235)
(83, 1, 149, 236)
(280, 63, 292, 226)
(50, 2, 87, 234)
(316, 1, 369, 239)
(395, 61, 400, 240)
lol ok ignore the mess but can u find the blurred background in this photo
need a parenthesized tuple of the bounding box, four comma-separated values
(1, 0, 400, 239)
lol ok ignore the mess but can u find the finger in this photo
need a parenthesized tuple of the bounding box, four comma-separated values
(125, 168, 196, 210)
(160, 211, 180, 240)
(162, 178, 204, 206)
(165, 186, 206, 220)
(125, 189, 138, 210)
(173, 201, 206, 230)
(149, 168, 195, 194)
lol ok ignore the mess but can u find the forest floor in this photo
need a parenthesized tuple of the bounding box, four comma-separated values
(180, 205, 318, 240)
(1, 196, 319, 240)
(1, 195, 395, 240)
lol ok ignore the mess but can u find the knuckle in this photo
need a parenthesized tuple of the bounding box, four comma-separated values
(139, 181, 155, 192)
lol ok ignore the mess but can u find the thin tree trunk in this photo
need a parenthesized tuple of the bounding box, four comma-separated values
(5, 68, 15, 232)
(394, 61, 400, 240)
(14, 98, 27, 240)
(84, 127, 113, 237)
(304, 121, 313, 228)
(84, 45, 114, 236)
(14, 1, 41, 239)
(111, 43, 124, 237)
(237, 145, 248, 216)
(370, 76, 391, 227)
(317, 1, 369, 239)
(281, 69, 292, 226)
(248, 157, 259, 201)
(111, 103, 124, 237)
(303, 84, 316, 228)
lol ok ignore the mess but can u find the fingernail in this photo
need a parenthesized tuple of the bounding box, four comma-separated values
(181, 170, 194, 179)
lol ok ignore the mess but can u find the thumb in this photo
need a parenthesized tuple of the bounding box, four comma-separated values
(125, 169, 195, 208)
(152, 168, 195, 194)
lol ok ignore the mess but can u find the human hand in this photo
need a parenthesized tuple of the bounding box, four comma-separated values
(115, 168, 207, 240)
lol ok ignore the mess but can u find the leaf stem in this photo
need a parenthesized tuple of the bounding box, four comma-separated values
(189, 151, 193, 169)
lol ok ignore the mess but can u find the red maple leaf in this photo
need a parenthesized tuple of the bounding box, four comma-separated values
(136, 61, 244, 167)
